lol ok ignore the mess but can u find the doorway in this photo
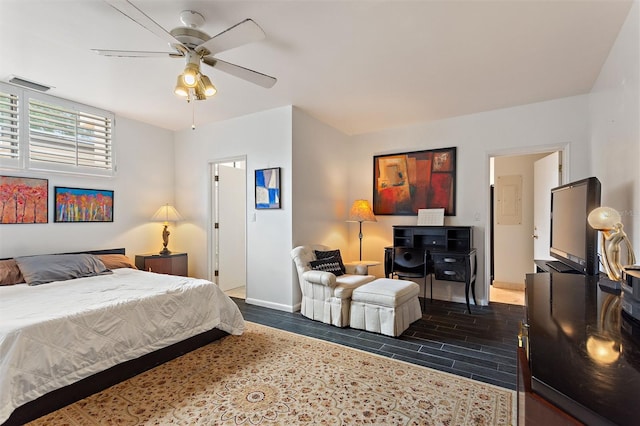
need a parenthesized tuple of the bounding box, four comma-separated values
(210, 157, 247, 299)
(487, 148, 565, 305)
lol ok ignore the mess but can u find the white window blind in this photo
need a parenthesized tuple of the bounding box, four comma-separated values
(0, 90, 20, 163)
(28, 98, 113, 172)
(0, 81, 115, 176)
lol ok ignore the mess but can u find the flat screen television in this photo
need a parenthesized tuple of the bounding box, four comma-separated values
(549, 177, 601, 275)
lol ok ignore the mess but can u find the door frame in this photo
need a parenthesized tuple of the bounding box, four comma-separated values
(208, 155, 248, 289)
(484, 143, 570, 302)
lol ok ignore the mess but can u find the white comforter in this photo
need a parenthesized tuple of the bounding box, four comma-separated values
(0, 268, 245, 423)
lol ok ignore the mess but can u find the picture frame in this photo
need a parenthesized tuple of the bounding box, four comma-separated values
(54, 186, 114, 222)
(255, 167, 281, 209)
(373, 147, 456, 216)
(0, 176, 48, 224)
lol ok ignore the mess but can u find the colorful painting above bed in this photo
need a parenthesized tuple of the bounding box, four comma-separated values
(54, 186, 114, 223)
(0, 176, 48, 224)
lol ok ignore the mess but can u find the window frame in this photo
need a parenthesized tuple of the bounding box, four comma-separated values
(0, 81, 116, 177)
(0, 83, 22, 170)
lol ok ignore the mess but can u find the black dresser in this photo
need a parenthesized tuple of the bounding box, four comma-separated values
(385, 225, 477, 312)
(520, 272, 640, 425)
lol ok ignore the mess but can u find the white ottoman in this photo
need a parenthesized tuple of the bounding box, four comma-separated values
(349, 278, 422, 337)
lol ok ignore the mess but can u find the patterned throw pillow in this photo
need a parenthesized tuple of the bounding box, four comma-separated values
(314, 249, 346, 274)
(309, 256, 344, 276)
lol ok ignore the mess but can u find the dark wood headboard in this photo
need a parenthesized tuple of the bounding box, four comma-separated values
(63, 248, 126, 256)
(1, 248, 126, 261)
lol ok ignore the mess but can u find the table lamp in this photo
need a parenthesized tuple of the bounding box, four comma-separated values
(151, 203, 184, 255)
(587, 206, 635, 281)
(347, 199, 377, 261)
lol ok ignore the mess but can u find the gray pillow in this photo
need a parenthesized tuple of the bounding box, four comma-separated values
(14, 254, 112, 286)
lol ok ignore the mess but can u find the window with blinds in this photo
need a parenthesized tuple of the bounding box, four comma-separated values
(29, 99, 112, 171)
(0, 81, 115, 176)
(0, 90, 20, 164)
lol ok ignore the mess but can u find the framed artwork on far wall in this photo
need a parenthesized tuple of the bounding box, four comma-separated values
(373, 147, 456, 216)
(54, 186, 114, 223)
(255, 167, 281, 209)
(0, 175, 48, 224)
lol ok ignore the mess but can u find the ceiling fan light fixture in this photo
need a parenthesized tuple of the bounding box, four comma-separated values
(182, 62, 200, 87)
(201, 75, 217, 97)
(174, 76, 189, 97)
(91, 6, 277, 108)
(194, 82, 207, 100)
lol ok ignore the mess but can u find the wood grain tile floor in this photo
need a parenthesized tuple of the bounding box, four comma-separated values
(231, 297, 524, 390)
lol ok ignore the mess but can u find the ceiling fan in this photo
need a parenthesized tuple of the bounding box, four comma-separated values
(93, 0, 277, 101)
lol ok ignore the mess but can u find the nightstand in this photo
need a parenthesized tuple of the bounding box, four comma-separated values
(135, 252, 188, 276)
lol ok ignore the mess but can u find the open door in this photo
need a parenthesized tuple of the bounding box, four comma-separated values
(211, 159, 247, 294)
(533, 152, 561, 264)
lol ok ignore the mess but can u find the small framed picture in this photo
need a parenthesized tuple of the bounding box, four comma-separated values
(0, 175, 48, 224)
(255, 167, 281, 209)
(54, 186, 114, 222)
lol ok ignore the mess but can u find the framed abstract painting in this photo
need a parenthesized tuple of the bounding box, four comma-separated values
(255, 167, 281, 209)
(373, 147, 456, 216)
(0, 176, 48, 224)
(54, 186, 114, 222)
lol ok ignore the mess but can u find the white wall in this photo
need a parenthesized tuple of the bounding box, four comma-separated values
(292, 107, 351, 248)
(291, 107, 352, 307)
(0, 116, 174, 258)
(589, 0, 639, 252)
(349, 95, 591, 305)
(173, 106, 294, 311)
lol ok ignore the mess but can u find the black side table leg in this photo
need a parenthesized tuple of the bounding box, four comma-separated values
(465, 280, 471, 314)
(471, 278, 477, 307)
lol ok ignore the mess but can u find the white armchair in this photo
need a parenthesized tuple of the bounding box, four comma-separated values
(291, 245, 376, 327)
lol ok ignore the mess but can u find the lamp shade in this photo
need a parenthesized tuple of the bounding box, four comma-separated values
(200, 75, 217, 97)
(588, 206, 621, 231)
(348, 199, 376, 222)
(151, 204, 184, 224)
(182, 63, 200, 87)
(174, 76, 189, 97)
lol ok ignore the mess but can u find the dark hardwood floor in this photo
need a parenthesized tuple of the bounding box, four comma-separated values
(232, 297, 525, 390)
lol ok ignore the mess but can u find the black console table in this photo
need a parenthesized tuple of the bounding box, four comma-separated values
(519, 272, 640, 425)
(384, 226, 477, 313)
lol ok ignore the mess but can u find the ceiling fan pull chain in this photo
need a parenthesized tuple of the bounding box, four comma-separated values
(192, 100, 196, 130)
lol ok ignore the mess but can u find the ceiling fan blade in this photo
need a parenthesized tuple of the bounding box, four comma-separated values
(92, 49, 182, 58)
(195, 19, 265, 56)
(202, 57, 277, 88)
(104, 0, 186, 52)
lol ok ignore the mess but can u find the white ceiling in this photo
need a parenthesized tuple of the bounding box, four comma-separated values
(0, 0, 633, 135)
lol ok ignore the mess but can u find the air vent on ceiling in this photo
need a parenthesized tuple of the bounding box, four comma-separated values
(8, 76, 52, 92)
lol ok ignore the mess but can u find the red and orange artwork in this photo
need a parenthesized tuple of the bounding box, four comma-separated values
(373, 147, 456, 216)
(0, 176, 48, 224)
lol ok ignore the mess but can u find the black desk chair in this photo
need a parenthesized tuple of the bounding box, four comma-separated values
(391, 247, 431, 306)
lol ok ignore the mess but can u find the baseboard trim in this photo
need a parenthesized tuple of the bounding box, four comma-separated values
(245, 298, 298, 313)
(492, 281, 525, 290)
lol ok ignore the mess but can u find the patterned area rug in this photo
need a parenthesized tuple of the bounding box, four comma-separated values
(29, 322, 515, 425)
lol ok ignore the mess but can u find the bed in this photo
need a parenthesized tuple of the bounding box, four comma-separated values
(0, 248, 245, 425)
